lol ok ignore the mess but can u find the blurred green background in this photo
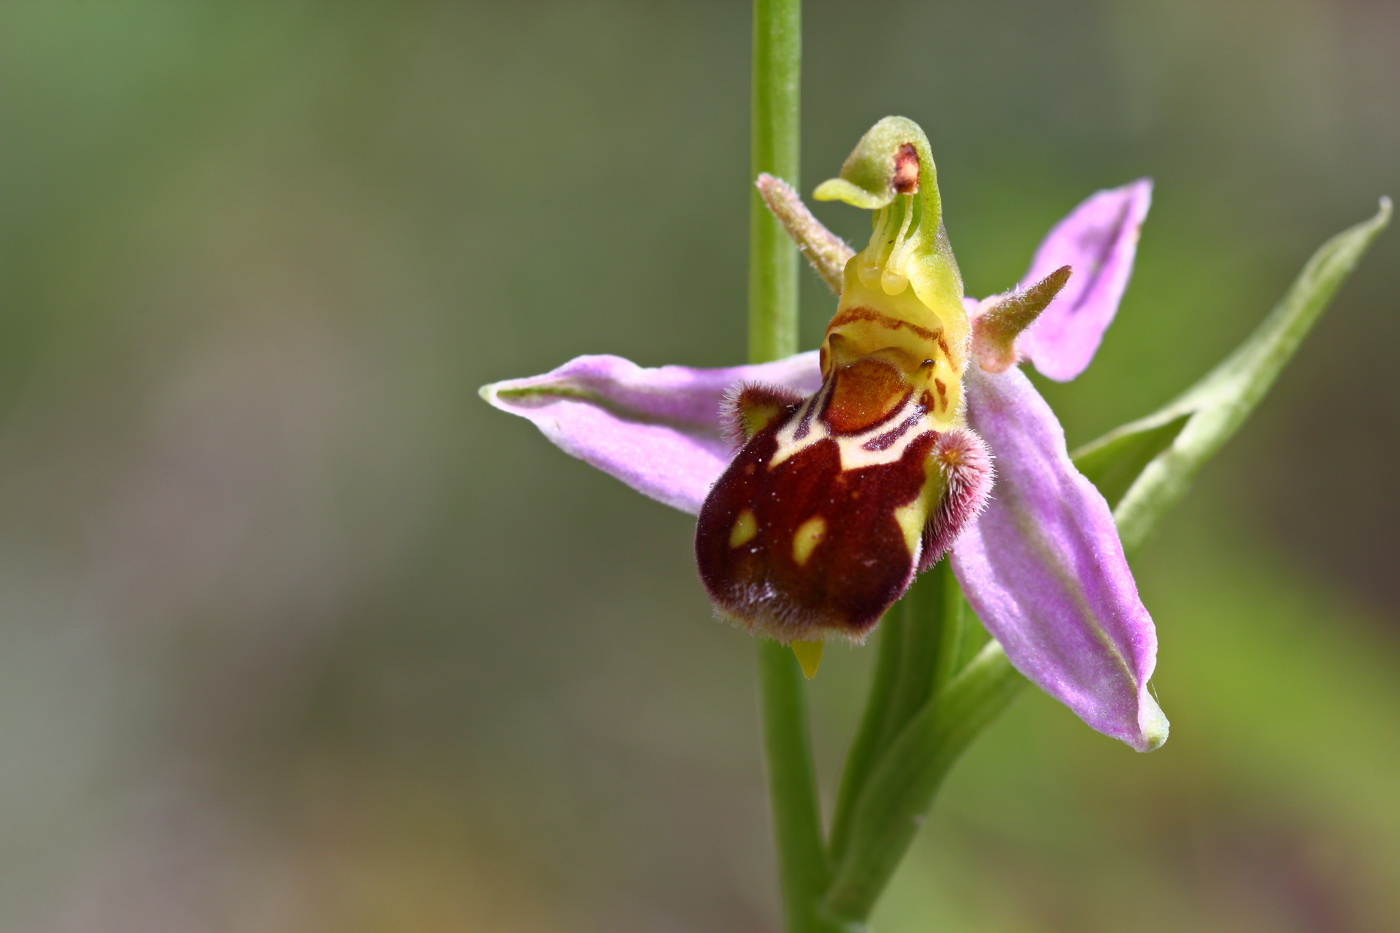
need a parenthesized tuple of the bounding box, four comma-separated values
(1, 1, 1396, 930)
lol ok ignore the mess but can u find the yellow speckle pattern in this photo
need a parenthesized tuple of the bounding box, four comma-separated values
(791, 516, 827, 566)
(791, 640, 824, 679)
(729, 509, 759, 548)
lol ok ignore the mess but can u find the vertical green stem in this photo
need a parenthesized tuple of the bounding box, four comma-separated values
(749, 0, 801, 365)
(829, 562, 958, 863)
(757, 642, 845, 933)
(823, 643, 1027, 922)
(929, 560, 967, 695)
(827, 609, 904, 862)
(748, 2, 844, 932)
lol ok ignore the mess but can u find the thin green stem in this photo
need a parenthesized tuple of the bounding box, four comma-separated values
(827, 607, 904, 861)
(757, 642, 849, 933)
(749, 0, 801, 364)
(829, 562, 962, 863)
(830, 568, 939, 859)
(930, 561, 967, 695)
(748, 2, 837, 932)
(824, 643, 1027, 922)
(886, 565, 949, 731)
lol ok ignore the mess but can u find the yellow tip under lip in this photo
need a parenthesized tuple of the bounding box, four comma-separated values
(791, 639, 824, 679)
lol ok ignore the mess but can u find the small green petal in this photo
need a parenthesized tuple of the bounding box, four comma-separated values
(971, 265, 1073, 373)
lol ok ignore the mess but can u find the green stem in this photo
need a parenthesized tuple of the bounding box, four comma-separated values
(823, 643, 1027, 922)
(829, 564, 948, 861)
(758, 642, 849, 933)
(887, 563, 953, 730)
(930, 561, 967, 695)
(749, 0, 801, 365)
(748, 2, 834, 932)
(827, 608, 904, 862)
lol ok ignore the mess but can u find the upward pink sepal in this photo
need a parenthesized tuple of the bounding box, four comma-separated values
(1017, 179, 1152, 382)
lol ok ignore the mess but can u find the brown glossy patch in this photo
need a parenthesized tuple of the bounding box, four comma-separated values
(695, 410, 940, 642)
(827, 306, 943, 346)
(892, 143, 919, 194)
(823, 358, 911, 435)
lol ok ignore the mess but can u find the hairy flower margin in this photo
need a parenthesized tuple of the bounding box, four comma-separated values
(483, 117, 1167, 752)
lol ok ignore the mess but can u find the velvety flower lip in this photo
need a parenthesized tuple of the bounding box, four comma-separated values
(951, 364, 1167, 751)
(480, 179, 1166, 750)
(480, 352, 821, 513)
(1014, 179, 1152, 382)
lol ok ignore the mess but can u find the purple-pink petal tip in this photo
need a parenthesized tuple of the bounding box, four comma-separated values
(480, 352, 822, 514)
(1018, 179, 1152, 382)
(951, 365, 1167, 752)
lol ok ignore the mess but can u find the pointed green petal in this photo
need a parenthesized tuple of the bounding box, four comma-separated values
(1075, 198, 1390, 552)
(971, 265, 1073, 373)
(1073, 412, 1191, 509)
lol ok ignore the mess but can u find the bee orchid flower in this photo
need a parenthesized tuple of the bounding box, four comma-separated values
(482, 117, 1166, 752)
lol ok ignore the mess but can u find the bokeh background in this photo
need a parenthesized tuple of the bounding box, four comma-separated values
(2, 1, 1397, 930)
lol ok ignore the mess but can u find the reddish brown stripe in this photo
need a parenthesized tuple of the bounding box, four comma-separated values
(793, 384, 823, 441)
(934, 378, 947, 412)
(828, 306, 943, 346)
(862, 409, 923, 451)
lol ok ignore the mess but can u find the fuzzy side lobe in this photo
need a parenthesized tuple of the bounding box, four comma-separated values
(722, 383, 807, 447)
(918, 428, 994, 570)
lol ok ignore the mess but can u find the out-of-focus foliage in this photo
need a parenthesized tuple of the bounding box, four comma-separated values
(0, 1, 1394, 931)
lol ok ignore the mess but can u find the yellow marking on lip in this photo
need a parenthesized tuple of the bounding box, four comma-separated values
(892, 499, 926, 558)
(729, 509, 759, 548)
(792, 516, 828, 566)
(892, 454, 947, 561)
